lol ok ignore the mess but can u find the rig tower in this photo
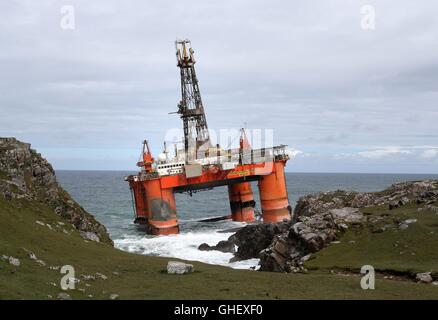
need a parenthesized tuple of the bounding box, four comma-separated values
(176, 39, 211, 162)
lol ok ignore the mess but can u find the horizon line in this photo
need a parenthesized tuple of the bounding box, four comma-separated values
(54, 169, 438, 175)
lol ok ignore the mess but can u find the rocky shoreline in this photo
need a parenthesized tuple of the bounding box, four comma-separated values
(0, 137, 113, 245)
(202, 179, 438, 279)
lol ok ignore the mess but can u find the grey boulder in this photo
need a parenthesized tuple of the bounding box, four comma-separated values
(416, 272, 433, 284)
(167, 261, 194, 274)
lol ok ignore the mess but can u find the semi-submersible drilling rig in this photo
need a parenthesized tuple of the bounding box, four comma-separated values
(126, 39, 292, 235)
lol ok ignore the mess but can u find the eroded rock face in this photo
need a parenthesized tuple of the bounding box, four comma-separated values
(259, 207, 364, 272)
(330, 207, 365, 225)
(293, 190, 357, 218)
(0, 137, 113, 245)
(198, 240, 235, 253)
(294, 180, 438, 217)
(228, 221, 291, 260)
(80, 231, 100, 242)
(351, 192, 376, 208)
(376, 181, 438, 208)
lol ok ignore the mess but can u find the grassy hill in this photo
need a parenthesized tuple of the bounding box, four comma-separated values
(1, 195, 438, 300)
(305, 202, 438, 277)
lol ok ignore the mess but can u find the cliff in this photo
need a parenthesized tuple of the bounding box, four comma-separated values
(0, 137, 112, 245)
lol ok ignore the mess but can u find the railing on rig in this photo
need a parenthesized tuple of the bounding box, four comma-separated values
(194, 145, 289, 166)
(128, 145, 289, 181)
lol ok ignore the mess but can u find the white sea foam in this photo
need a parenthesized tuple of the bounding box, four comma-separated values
(114, 229, 260, 270)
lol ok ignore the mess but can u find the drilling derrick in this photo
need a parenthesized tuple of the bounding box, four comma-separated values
(175, 39, 211, 162)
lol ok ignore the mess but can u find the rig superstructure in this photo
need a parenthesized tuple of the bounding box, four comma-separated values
(126, 39, 292, 235)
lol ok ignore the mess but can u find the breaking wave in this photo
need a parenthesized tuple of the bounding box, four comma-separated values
(114, 221, 260, 270)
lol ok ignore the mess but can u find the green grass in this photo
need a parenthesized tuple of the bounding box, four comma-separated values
(305, 203, 438, 279)
(1, 197, 438, 300)
(0, 170, 8, 180)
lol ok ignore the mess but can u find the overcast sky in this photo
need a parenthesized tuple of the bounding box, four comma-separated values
(1, 0, 437, 173)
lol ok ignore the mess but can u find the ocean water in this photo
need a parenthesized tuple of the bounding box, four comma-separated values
(57, 171, 438, 269)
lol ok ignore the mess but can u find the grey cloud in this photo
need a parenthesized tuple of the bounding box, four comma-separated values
(0, 0, 437, 173)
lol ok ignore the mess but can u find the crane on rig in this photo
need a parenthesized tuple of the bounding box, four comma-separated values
(126, 39, 292, 235)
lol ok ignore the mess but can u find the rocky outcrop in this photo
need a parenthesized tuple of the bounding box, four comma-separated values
(228, 221, 291, 260)
(0, 137, 112, 245)
(293, 190, 359, 218)
(259, 207, 364, 272)
(198, 240, 236, 253)
(214, 179, 438, 273)
(294, 180, 438, 218)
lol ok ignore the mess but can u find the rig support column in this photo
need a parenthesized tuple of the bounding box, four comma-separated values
(130, 182, 149, 225)
(228, 182, 256, 222)
(258, 161, 292, 222)
(145, 179, 179, 235)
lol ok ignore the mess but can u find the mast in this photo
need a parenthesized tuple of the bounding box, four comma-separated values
(175, 39, 211, 163)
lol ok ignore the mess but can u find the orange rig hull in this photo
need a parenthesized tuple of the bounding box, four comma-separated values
(127, 158, 291, 235)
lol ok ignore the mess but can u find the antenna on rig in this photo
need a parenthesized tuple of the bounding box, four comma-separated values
(175, 39, 211, 163)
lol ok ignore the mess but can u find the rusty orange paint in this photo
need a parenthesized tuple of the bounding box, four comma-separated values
(228, 182, 255, 222)
(131, 182, 149, 219)
(159, 162, 273, 189)
(129, 160, 291, 234)
(258, 160, 291, 222)
(147, 180, 179, 235)
(131, 178, 179, 235)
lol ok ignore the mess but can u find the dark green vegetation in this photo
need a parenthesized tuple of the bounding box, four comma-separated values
(1, 196, 437, 300)
(306, 201, 438, 278)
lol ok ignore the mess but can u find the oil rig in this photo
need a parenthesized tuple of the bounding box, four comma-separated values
(126, 39, 292, 235)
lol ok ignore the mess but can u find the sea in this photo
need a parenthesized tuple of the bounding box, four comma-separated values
(56, 171, 438, 270)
